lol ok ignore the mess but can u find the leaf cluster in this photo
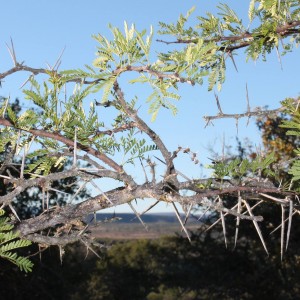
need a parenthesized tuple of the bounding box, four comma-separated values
(118, 129, 158, 165)
(0, 209, 33, 272)
(156, 1, 300, 93)
(209, 152, 276, 181)
(280, 98, 300, 182)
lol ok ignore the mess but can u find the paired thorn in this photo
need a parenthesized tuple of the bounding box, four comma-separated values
(6, 37, 17, 66)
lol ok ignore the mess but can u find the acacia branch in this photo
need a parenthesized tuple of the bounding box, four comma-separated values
(0, 117, 124, 173)
(0, 169, 81, 205)
(0, 62, 104, 85)
(24, 232, 89, 246)
(114, 65, 195, 85)
(203, 105, 285, 124)
(95, 121, 138, 136)
(112, 80, 177, 179)
(16, 176, 295, 241)
(157, 20, 300, 53)
(0, 164, 136, 206)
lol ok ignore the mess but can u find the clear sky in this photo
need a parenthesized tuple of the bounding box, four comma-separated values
(0, 1, 299, 213)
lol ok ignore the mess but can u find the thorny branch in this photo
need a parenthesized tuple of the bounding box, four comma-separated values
(0, 63, 105, 85)
(114, 65, 195, 85)
(203, 96, 299, 126)
(0, 117, 124, 174)
(0, 35, 298, 253)
(113, 80, 178, 181)
(156, 20, 300, 53)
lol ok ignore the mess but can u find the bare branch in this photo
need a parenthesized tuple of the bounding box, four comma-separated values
(203, 105, 285, 124)
(113, 80, 177, 180)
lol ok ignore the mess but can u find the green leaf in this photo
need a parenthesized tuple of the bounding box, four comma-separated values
(0, 209, 33, 272)
(6, 106, 18, 124)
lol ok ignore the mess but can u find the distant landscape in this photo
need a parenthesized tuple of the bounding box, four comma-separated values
(89, 213, 205, 239)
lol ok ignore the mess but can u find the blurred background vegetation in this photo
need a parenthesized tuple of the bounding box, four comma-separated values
(1, 100, 300, 299)
(1, 225, 300, 300)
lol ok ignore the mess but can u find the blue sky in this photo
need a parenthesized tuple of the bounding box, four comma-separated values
(0, 1, 299, 213)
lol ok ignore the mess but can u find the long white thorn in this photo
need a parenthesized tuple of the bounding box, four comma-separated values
(234, 192, 242, 249)
(286, 198, 293, 251)
(172, 202, 191, 242)
(280, 204, 285, 261)
(128, 202, 148, 231)
(244, 200, 269, 255)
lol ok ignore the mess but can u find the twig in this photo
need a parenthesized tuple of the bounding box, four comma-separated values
(203, 106, 284, 124)
(113, 81, 176, 180)
(0, 117, 124, 173)
(114, 65, 195, 86)
(154, 155, 191, 181)
(147, 158, 156, 184)
(156, 21, 300, 51)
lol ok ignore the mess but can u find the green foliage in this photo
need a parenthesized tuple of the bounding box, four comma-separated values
(0, 3, 299, 281)
(119, 129, 158, 165)
(209, 152, 276, 181)
(0, 98, 91, 221)
(158, 6, 198, 38)
(92, 22, 152, 68)
(0, 209, 33, 272)
(17, 2, 298, 123)
(157, 1, 300, 93)
(1, 229, 300, 299)
(279, 99, 300, 183)
(79, 232, 300, 300)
